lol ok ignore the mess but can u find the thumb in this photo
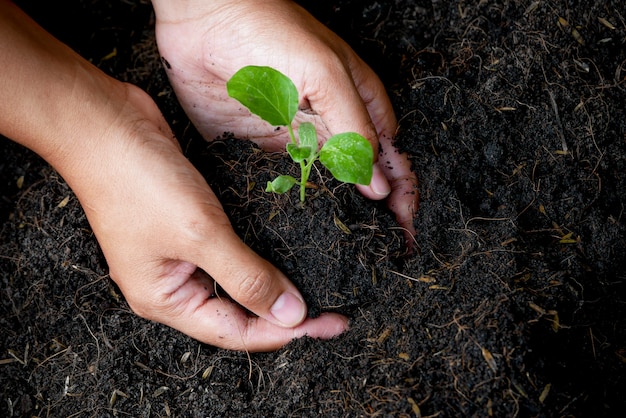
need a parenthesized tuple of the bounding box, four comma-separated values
(193, 225, 308, 328)
(303, 58, 396, 199)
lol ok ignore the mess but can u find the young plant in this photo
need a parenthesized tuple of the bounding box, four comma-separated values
(226, 66, 373, 202)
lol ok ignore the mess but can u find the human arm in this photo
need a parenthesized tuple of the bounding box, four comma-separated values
(0, 0, 348, 351)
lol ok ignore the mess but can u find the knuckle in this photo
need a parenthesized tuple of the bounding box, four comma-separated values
(121, 285, 173, 322)
(127, 292, 185, 323)
(236, 268, 274, 307)
(126, 297, 152, 320)
(181, 206, 232, 243)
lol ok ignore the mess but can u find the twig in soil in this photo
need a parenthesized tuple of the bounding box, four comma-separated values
(524, 1, 540, 15)
(389, 226, 418, 248)
(6, 349, 27, 366)
(397, 108, 429, 127)
(264, 225, 297, 262)
(479, 345, 498, 373)
(589, 328, 597, 360)
(78, 314, 101, 373)
(387, 269, 427, 283)
(616, 59, 626, 87)
(32, 343, 71, 371)
(544, 88, 569, 154)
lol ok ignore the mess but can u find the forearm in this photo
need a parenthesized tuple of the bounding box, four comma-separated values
(150, 0, 304, 28)
(0, 1, 131, 179)
(150, 0, 238, 21)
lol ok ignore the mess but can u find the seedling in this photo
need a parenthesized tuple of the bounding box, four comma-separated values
(227, 66, 373, 202)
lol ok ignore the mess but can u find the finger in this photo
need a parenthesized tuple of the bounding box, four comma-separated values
(136, 263, 348, 351)
(302, 57, 380, 156)
(349, 63, 418, 242)
(388, 173, 419, 247)
(118, 154, 311, 331)
(378, 135, 419, 245)
(303, 65, 392, 197)
(350, 57, 399, 147)
(302, 53, 401, 198)
(356, 163, 391, 200)
(308, 54, 397, 152)
(187, 220, 310, 329)
(170, 296, 348, 352)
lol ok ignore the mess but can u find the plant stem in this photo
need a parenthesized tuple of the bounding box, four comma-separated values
(299, 161, 307, 202)
(299, 157, 317, 202)
(287, 124, 297, 145)
(289, 123, 309, 201)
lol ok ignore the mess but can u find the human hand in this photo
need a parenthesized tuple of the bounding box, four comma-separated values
(1, 0, 347, 352)
(151, 0, 419, 241)
(69, 85, 349, 351)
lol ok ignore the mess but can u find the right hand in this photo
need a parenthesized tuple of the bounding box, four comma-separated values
(151, 0, 419, 241)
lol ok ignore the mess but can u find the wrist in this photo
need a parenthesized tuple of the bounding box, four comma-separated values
(150, 0, 230, 22)
(150, 0, 291, 23)
(54, 82, 178, 204)
(0, 2, 133, 174)
(0, 2, 175, 200)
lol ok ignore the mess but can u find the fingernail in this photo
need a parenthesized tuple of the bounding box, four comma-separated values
(270, 292, 306, 327)
(369, 164, 391, 197)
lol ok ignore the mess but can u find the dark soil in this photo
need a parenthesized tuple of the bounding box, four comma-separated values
(2, 0, 626, 416)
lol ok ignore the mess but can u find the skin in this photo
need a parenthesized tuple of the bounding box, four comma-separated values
(0, 0, 418, 351)
(151, 0, 419, 237)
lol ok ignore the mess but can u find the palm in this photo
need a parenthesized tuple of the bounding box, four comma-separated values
(154, 3, 347, 150)
(154, 0, 418, 238)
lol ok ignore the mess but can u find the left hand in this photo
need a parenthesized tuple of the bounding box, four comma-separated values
(0, 0, 349, 351)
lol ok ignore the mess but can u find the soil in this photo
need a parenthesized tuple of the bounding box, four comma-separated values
(2, 0, 625, 417)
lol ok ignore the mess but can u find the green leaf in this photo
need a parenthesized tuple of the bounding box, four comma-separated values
(265, 175, 297, 194)
(298, 122, 318, 151)
(226, 66, 298, 127)
(287, 144, 313, 163)
(319, 133, 373, 185)
(286, 122, 319, 163)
